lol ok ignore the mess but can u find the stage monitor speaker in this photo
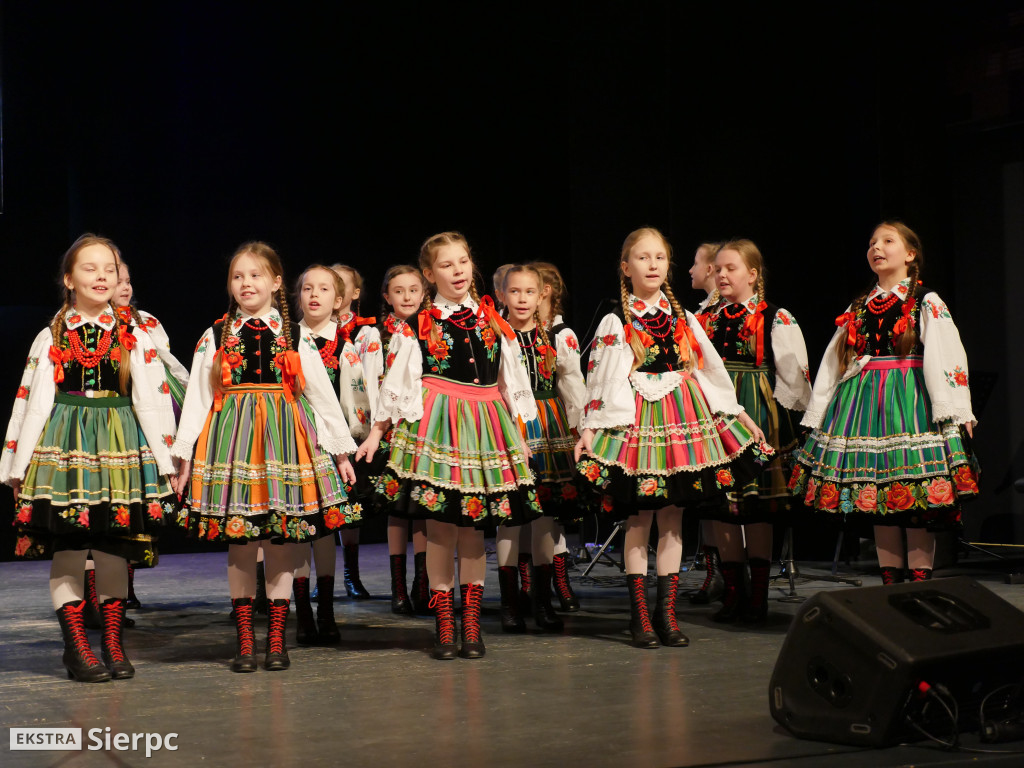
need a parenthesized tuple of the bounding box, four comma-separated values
(769, 576, 1024, 747)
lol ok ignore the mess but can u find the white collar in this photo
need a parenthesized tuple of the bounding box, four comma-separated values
(65, 305, 116, 331)
(230, 307, 284, 334)
(433, 293, 478, 320)
(867, 278, 913, 303)
(300, 319, 337, 341)
(628, 292, 671, 317)
(722, 295, 763, 314)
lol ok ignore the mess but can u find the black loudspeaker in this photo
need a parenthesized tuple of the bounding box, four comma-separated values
(770, 576, 1024, 747)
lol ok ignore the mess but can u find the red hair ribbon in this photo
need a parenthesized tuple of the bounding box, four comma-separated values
(892, 297, 916, 337)
(673, 318, 704, 370)
(115, 306, 133, 325)
(117, 326, 137, 351)
(340, 314, 377, 343)
(741, 301, 767, 366)
(835, 311, 860, 347)
(48, 345, 65, 384)
(274, 350, 305, 403)
(213, 347, 235, 412)
(417, 307, 443, 340)
(478, 296, 515, 340)
(623, 324, 653, 349)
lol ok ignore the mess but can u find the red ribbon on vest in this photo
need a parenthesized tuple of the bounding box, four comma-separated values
(417, 307, 443, 341)
(892, 297, 916, 338)
(274, 350, 305, 403)
(339, 314, 377, 343)
(740, 301, 767, 366)
(835, 311, 860, 347)
(673, 317, 704, 370)
(49, 345, 65, 384)
(622, 324, 652, 349)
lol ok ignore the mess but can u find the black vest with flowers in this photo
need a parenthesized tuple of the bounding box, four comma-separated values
(53, 319, 137, 394)
(856, 287, 927, 357)
(514, 328, 556, 394)
(418, 308, 502, 386)
(212, 318, 304, 386)
(703, 301, 780, 370)
(627, 310, 684, 375)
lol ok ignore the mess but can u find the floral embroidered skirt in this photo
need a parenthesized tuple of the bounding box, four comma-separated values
(518, 391, 584, 523)
(789, 356, 979, 529)
(13, 392, 174, 563)
(576, 374, 773, 519)
(373, 377, 542, 528)
(699, 362, 801, 524)
(178, 385, 357, 544)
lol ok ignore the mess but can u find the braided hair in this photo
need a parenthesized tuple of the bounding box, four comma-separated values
(530, 261, 567, 327)
(834, 221, 925, 375)
(619, 227, 694, 373)
(210, 241, 292, 393)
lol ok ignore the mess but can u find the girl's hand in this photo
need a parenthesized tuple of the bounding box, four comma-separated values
(737, 411, 766, 444)
(172, 459, 192, 497)
(965, 422, 974, 439)
(574, 428, 596, 463)
(336, 455, 357, 485)
(355, 422, 388, 463)
(10, 478, 21, 501)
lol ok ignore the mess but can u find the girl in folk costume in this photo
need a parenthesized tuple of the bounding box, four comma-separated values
(688, 242, 727, 605)
(110, 256, 191, 613)
(574, 227, 770, 649)
(699, 240, 812, 623)
(289, 264, 363, 644)
(493, 265, 584, 632)
(1, 235, 179, 682)
(790, 222, 978, 582)
(171, 242, 358, 673)
(375, 265, 431, 615)
(329, 263, 383, 600)
(357, 232, 541, 660)
(531, 261, 585, 612)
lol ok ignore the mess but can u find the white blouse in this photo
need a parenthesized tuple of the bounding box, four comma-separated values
(138, 310, 190, 388)
(581, 292, 744, 431)
(1, 306, 178, 483)
(802, 280, 976, 428)
(550, 315, 587, 431)
(171, 308, 357, 460)
(376, 294, 538, 425)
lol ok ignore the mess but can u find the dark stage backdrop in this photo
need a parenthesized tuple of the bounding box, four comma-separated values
(1, 2, 1022, 559)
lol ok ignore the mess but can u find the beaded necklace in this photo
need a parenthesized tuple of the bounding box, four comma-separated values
(244, 319, 267, 331)
(634, 310, 673, 340)
(867, 293, 900, 315)
(447, 307, 481, 331)
(67, 327, 114, 369)
(515, 327, 538, 349)
(319, 334, 339, 367)
(721, 303, 748, 320)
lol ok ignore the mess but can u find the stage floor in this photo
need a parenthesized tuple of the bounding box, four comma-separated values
(3, 544, 1024, 768)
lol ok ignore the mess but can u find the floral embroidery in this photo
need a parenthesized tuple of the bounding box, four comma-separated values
(16, 386, 29, 399)
(343, 504, 363, 525)
(586, 360, 596, 373)
(59, 506, 90, 528)
(560, 483, 578, 501)
(953, 465, 978, 494)
(385, 352, 397, 370)
(839, 487, 854, 515)
(195, 334, 212, 356)
(489, 496, 512, 519)
(944, 366, 969, 388)
(637, 476, 666, 497)
(853, 484, 878, 513)
(367, 341, 380, 353)
(15, 503, 32, 524)
(600, 334, 619, 348)
(344, 351, 360, 366)
(163, 435, 174, 447)
(632, 299, 646, 313)
(925, 298, 951, 320)
(480, 327, 498, 362)
(773, 310, 795, 327)
(425, 328, 455, 374)
(584, 399, 604, 415)
(411, 484, 446, 512)
(601, 495, 614, 512)
(147, 503, 163, 521)
(323, 507, 345, 529)
(564, 334, 579, 352)
(145, 348, 158, 364)
(26, 356, 39, 370)
(159, 381, 170, 395)
(885, 482, 916, 511)
(926, 478, 954, 506)
(382, 476, 402, 500)
(206, 518, 223, 540)
(225, 516, 249, 538)
(578, 459, 610, 489)
(112, 505, 131, 528)
(715, 468, 734, 489)
(462, 496, 485, 520)
(817, 482, 839, 510)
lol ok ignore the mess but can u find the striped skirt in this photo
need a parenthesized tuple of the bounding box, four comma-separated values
(178, 384, 353, 543)
(518, 390, 584, 523)
(700, 362, 801, 524)
(373, 377, 542, 528)
(164, 362, 186, 422)
(790, 356, 978, 529)
(14, 392, 174, 563)
(576, 373, 773, 519)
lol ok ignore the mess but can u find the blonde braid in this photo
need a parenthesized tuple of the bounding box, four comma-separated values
(209, 298, 239, 392)
(276, 288, 294, 351)
(662, 283, 694, 373)
(50, 301, 71, 347)
(420, 294, 442, 348)
(619, 275, 645, 373)
(534, 309, 556, 373)
(755, 273, 766, 306)
(834, 288, 870, 376)
(897, 261, 921, 358)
